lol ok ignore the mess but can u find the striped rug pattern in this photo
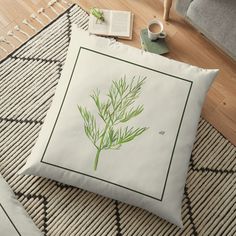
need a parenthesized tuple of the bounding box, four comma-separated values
(0, 5, 235, 236)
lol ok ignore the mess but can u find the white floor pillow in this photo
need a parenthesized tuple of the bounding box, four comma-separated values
(0, 175, 42, 236)
(20, 25, 218, 227)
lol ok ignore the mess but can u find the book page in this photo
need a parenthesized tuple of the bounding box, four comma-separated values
(109, 11, 131, 37)
(88, 10, 111, 35)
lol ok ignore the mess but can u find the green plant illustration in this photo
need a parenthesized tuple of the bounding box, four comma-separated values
(90, 7, 105, 22)
(78, 76, 148, 171)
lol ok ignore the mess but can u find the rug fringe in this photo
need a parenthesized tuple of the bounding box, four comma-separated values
(0, 0, 72, 59)
(14, 25, 30, 39)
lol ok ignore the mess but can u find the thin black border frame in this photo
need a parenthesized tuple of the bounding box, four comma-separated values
(0, 204, 21, 236)
(40, 47, 193, 201)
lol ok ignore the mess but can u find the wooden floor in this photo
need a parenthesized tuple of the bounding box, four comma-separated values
(0, 0, 235, 145)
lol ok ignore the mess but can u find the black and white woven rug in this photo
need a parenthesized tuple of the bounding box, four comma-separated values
(0, 4, 235, 236)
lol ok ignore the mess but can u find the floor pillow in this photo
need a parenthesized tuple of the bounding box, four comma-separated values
(20, 25, 218, 227)
(0, 174, 43, 236)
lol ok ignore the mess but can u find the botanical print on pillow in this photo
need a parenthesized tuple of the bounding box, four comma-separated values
(78, 76, 148, 170)
(30, 45, 193, 201)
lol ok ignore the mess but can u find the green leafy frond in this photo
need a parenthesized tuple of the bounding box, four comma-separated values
(77, 105, 100, 148)
(120, 105, 144, 123)
(78, 75, 148, 170)
(117, 126, 149, 144)
(90, 89, 100, 109)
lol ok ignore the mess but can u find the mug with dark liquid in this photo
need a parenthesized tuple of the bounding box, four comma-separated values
(147, 19, 166, 41)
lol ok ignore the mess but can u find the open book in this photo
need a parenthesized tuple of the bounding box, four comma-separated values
(88, 9, 134, 40)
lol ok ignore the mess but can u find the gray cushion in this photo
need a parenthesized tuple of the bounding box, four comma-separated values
(175, 0, 193, 16)
(186, 0, 236, 59)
